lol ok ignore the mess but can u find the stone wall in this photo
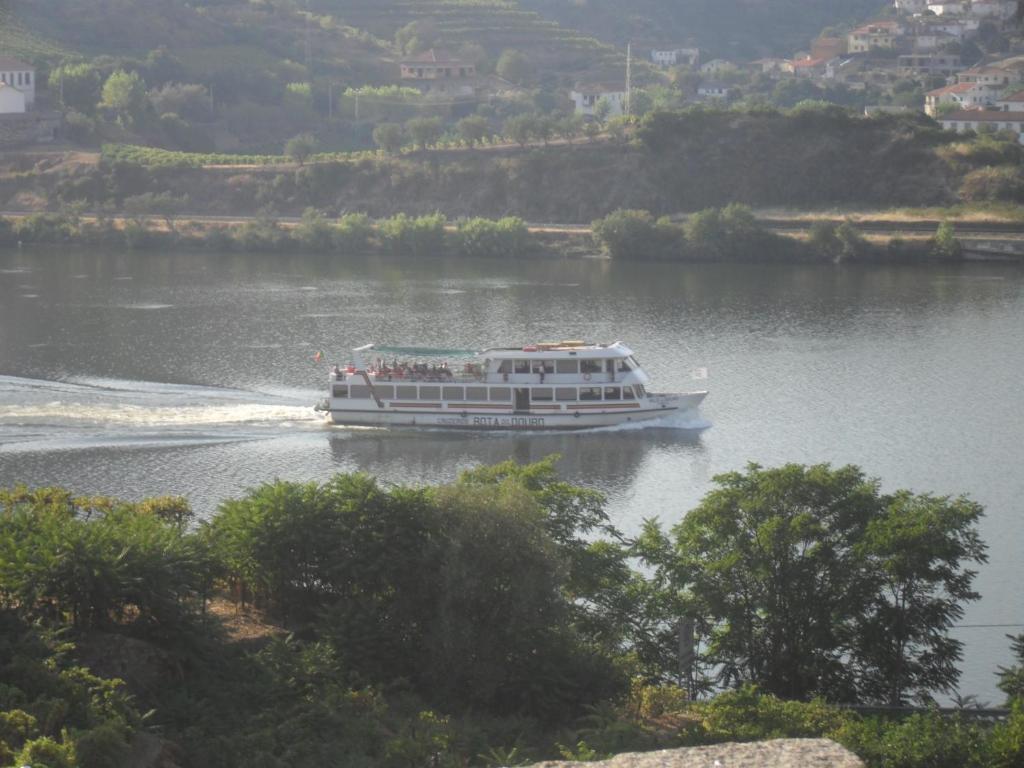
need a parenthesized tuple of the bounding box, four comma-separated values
(0, 111, 61, 147)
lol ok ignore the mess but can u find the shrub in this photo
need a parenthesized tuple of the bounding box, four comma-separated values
(453, 217, 530, 259)
(378, 213, 446, 257)
(591, 209, 683, 260)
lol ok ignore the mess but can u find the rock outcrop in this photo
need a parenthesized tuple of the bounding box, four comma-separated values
(529, 739, 863, 768)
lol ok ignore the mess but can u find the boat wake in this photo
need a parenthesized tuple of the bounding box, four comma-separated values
(0, 375, 322, 453)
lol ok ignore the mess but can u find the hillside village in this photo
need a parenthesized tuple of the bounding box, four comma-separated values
(2, 0, 1024, 155)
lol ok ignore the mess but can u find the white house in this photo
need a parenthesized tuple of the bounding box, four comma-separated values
(570, 84, 627, 117)
(699, 59, 735, 75)
(969, 0, 1017, 19)
(0, 82, 26, 114)
(895, 0, 930, 12)
(957, 65, 1021, 87)
(925, 81, 999, 114)
(847, 21, 903, 53)
(995, 89, 1024, 110)
(941, 109, 1024, 141)
(697, 82, 731, 100)
(0, 56, 34, 108)
(928, 1, 967, 14)
(651, 48, 699, 68)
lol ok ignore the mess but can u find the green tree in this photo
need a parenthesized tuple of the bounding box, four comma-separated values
(644, 463, 987, 703)
(99, 70, 148, 127)
(853, 489, 987, 705)
(591, 209, 683, 261)
(556, 113, 583, 144)
(50, 62, 103, 115)
(932, 220, 962, 259)
(294, 208, 334, 251)
(456, 114, 490, 147)
(594, 97, 612, 125)
(405, 116, 442, 149)
(285, 133, 318, 164)
(504, 113, 538, 148)
(496, 49, 535, 85)
(372, 122, 405, 154)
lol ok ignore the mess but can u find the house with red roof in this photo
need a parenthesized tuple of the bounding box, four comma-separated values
(940, 109, 1024, 141)
(995, 90, 1024, 111)
(925, 82, 998, 115)
(399, 49, 477, 96)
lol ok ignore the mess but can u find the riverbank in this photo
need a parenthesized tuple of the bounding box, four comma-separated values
(4, 206, 1018, 264)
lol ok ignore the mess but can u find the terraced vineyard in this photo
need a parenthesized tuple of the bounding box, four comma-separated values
(322, 0, 623, 74)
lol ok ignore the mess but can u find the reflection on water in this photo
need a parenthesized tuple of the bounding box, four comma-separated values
(2, 245, 1024, 701)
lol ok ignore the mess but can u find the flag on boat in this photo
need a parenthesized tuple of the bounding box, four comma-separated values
(313, 350, 324, 363)
(691, 367, 708, 380)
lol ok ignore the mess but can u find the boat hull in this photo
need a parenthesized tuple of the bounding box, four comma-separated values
(324, 392, 707, 430)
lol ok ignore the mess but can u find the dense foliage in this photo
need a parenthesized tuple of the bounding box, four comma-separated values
(636, 463, 988, 705)
(1, 460, 1016, 767)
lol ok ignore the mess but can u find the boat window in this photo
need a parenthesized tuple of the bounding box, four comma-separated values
(617, 358, 631, 372)
(531, 388, 553, 401)
(532, 360, 555, 374)
(604, 387, 621, 400)
(556, 387, 577, 401)
(555, 359, 578, 374)
(580, 359, 602, 374)
(419, 386, 440, 400)
(497, 360, 512, 374)
(332, 385, 348, 398)
(375, 385, 395, 399)
(466, 386, 487, 400)
(514, 359, 530, 374)
(579, 387, 601, 401)
(622, 386, 635, 400)
(634, 384, 646, 397)
(489, 387, 511, 401)
(628, 355, 641, 369)
(396, 385, 418, 399)
(350, 385, 371, 399)
(443, 386, 464, 401)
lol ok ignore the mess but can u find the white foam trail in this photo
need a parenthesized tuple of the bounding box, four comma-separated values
(0, 402, 319, 428)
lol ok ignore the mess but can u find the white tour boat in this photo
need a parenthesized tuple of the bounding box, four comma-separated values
(315, 341, 707, 430)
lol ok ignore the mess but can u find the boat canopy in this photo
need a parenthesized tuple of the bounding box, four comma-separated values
(358, 344, 479, 359)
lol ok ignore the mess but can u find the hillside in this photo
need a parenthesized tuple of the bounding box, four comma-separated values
(520, 0, 887, 58)
(0, 109, 960, 220)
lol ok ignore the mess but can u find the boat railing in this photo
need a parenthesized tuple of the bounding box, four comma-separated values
(331, 368, 637, 386)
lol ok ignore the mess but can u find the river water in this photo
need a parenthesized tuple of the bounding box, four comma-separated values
(1, 246, 1023, 703)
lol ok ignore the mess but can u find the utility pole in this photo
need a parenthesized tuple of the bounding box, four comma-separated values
(625, 41, 632, 118)
(304, 0, 312, 80)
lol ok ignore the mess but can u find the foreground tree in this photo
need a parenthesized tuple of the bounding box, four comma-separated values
(284, 133, 318, 164)
(641, 463, 986, 704)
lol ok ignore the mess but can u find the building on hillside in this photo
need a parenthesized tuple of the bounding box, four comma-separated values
(925, 81, 998, 114)
(0, 56, 34, 108)
(811, 37, 847, 60)
(696, 82, 732, 100)
(650, 48, 700, 68)
(957, 65, 1021, 86)
(995, 89, 1024, 109)
(699, 58, 735, 74)
(969, 0, 1018, 19)
(941, 108, 1024, 140)
(790, 57, 829, 78)
(0, 82, 26, 114)
(847, 21, 903, 53)
(399, 49, 477, 96)
(895, 0, 930, 12)
(927, 1, 967, 14)
(570, 84, 627, 117)
(898, 53, 964, 77)
(751, 58, 789, 76)
(916, 17, 973, 37)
